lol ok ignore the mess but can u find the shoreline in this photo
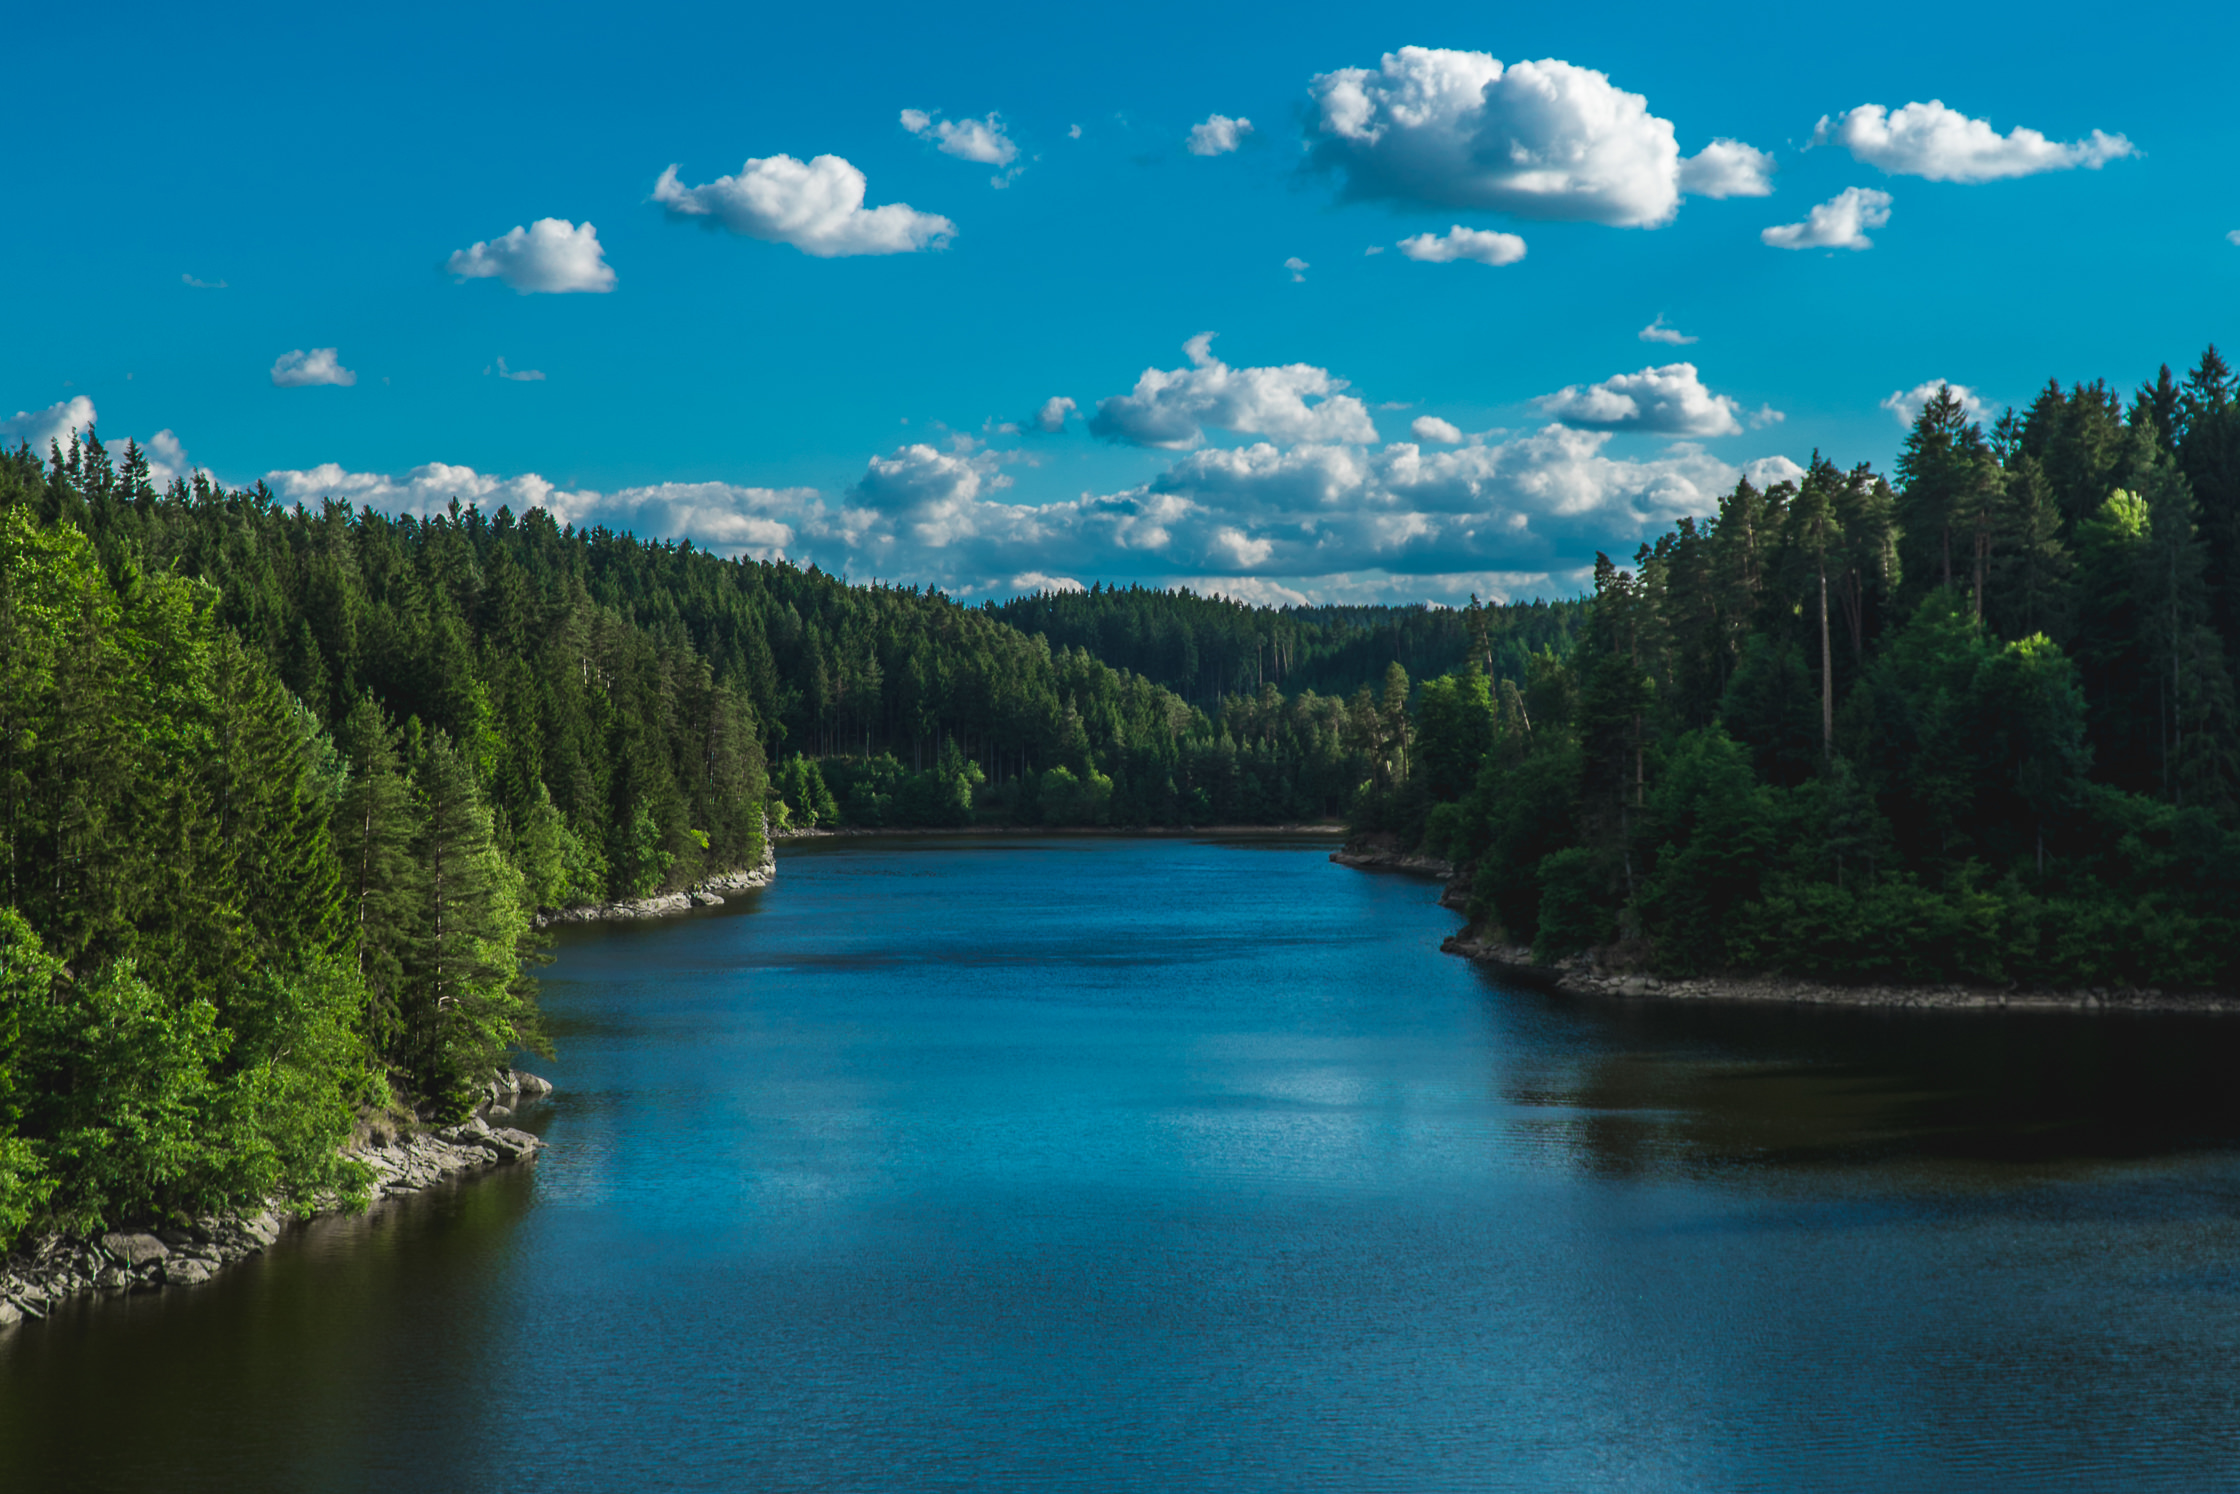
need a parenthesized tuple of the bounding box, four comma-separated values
(0, 1070, 553, 1331)
(533, 838, 778, 929)
(778, 821, 1347, 842)
(1331, 843, 2240, 1016)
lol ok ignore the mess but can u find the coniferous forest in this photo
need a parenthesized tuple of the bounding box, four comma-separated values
(1367, 348, 2240, 992)
(0, 438, 1558, 1247)
(6, 344, 2233, 1250)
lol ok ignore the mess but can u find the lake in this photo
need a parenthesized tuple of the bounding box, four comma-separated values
(6, 834, 2240, 1491)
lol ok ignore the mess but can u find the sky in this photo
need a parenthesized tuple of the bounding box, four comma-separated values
(5, 0, 2237, 605)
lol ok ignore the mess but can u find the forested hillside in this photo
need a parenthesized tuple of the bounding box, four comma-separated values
(0, 437, 1580, 1247)
(1370, 348, 2240, 992)
(992, 586, 1581, 705)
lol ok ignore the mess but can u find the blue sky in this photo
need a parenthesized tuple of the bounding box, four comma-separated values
(6, 0, 2235, 603)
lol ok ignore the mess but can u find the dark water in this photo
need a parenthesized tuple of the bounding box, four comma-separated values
(8, 836, 2240, 1492)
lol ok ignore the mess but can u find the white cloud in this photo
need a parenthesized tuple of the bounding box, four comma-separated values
(1034, 396, 1076, 433)
(1411, 416, 1463, 444)
(1743, 455, 1807, 489)
(445, 218, 616, 294)
(255, 412, 1792, 603)
(2225, 230, 2240, 247)
(1677, 138, 1775, 197)
(901, 109, 1019, 167)
(1305, 47, 1768, 229)
(1816, 101, 2134, 184)
(1089, 334, 1380, 449)
(1397, 225, 1527, 266)
(1284, 256, 1309, 282)
(1533, 362, 1756, 437)
(1761, 187, 1891, 250)
(1749, 405, 1784, 429)
(1, 395, 97, 453)
(1639, 314, 1696, 345)
(142, 429, 200, 487)
(653, 156, 954, 257)
(1067, 124, 1082, 140)
(1187, 114, 1253, 156)
(182, 273, 227, 289)
(271, 348, 356, 387)
(1880, 379, 1990, 428)
(487, 357, 545, 382)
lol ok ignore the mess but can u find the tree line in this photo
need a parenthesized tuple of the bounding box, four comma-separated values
(1365, 347, 2240, 991)
(0, 434, 1584, 1245)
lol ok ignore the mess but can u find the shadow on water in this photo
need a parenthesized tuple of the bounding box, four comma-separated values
(0, 1162, 540, 1493)
(1477, 973, 2240, 1179)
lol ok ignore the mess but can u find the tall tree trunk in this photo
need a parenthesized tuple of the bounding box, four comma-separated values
(1818, 560, 1834, 761)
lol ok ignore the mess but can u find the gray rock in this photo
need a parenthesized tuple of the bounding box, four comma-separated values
(164, 1258, 214, 1286)
(95, 1266, 131, 1291)
(516, 1072, 554, 1099)
(0, 1299, 19, 1327)
(483, 1127, 542, 1161)
(101, 1232, 170, 1267)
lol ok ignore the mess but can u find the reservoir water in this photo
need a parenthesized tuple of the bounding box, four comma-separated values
(6, 835, 2240, 1491)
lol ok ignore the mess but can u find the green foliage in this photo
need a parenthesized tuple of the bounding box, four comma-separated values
(1372, 344, 2240, 994)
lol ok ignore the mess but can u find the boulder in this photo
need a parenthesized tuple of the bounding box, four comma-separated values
(163, 1258, 214, 1286)
(483, 1127, 542, 1162)
(101, 1232, 170, 1267)
(0, 1299, 19, 1328)
(516, 1072, 554, 1099)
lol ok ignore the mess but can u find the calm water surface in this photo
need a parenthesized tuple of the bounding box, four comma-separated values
(7, 836, 2240, 1491)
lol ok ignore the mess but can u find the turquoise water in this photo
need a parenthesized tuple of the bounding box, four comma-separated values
(7, 835, 2240, 1491)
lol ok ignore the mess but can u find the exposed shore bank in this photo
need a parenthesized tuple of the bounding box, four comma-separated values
(1332, 839, 2240, 1015)
(0, 1069, 554, 1331)
(780, 822, 1347, 841)
(533, 835, 777, 929)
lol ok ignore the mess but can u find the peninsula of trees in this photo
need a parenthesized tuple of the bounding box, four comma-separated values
(1361, 348, 2240, 993)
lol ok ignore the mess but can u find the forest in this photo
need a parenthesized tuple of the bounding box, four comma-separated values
(0, 434, 1560, 1249)
(1366, 347, 2240, 992)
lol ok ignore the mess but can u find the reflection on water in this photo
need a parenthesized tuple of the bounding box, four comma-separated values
(1493, 991, 2240, 1178)
(6, 835, 2240, 1493)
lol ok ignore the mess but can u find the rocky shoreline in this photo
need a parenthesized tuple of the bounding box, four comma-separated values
(533, 837, 777, 929)
(1332, 839, 2240, 1015)
(0, 1068, 555, 1331)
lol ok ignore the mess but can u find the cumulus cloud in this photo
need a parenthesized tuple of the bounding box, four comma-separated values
(1815, 101, 2134, 183)
(487, 357, 545, 382)
(271, 348, 356, 387)
(1880, 379, 1990, 428)
(1090, 334, 1380, 450)
(1744, 455, 1807, 489)
(1411, 416, 1463, 444)
(1397, 225, 1527, 266)
(2225, 230, 2239, 247)
(901, 109, 1019, 167)
(653, 156, 953, 256)
(1676, 138, 1775, 197)
(1639, 314, 1696, 345)
(182, 273, 227, 289)
(1186, 114, 1253, 156)
(1034, 396, 1076, 433)
(1304, 47, 1769, 228)
(256, 408, 1793, 603)
(1762, 187, 1891, 250)
(1, 395, 97, 453)
(1284, 256, 1309, 281)
(445, 218, 616, 293)
(1533, 362, 1755, 437)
